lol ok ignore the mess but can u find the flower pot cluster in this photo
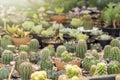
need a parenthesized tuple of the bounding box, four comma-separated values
(0, 2, 120, 80)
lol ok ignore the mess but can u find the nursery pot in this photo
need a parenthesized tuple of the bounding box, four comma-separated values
(102, 28, 120, 37)
(63, 34, 75, 41)
(51, 15, 66, 23)
(12, 35, 32, 47)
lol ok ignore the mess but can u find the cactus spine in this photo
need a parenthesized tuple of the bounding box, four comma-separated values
(40, 48, 50, 61)
(19, 62, 32, 80)
(0, 67, 10, 79)
(1, 50, 13, 64)
(56, 45, 67, 57)
(19, 45, 29, 53)
(76, 39, 87, 59)
(103, 45, 112, 59)
(95, 63, 107, 76)
(64, 42, 76, 53)
(109, 47, 120, 62)
(28, 39, 39, 52)
(1, 35, 12, 49)
(107, 61, 120, 74)
(110, 39, 120, 47)
(7, 45, 15, 52)
(19, 51, 28, 60)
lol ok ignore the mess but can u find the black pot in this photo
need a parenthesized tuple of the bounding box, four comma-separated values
(87, 39, 95, 50)
(102, 28, 120, 37)
(63, 34, 75, 41)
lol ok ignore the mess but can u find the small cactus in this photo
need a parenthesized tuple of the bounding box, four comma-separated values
(7, 45, 16, 52)
(19, 51, 28, 60)
(109, 47, 120, 62)
(91, 50, 99, 60)
(107, 61, 120, 74)
(47, 45, 55, 56)
(103, 45, 112, 59)
(76, 39, 87, 59)
(28, 39, 39, 52)
(1, 50, 13, 64)
(0, 67, 10, 79)
(40, 48, 50, 61)
(61, 51, 72, 62)
(90, 43, 102, 52)
(110, 39, 120, 47)
(89, 65, 97, 76)
(64, 42, 76, 53)
(56, 45, 67, 57)
(19, 62, 32, 80)
(19, 45, 29, 53)
(95, 63, 107, 76)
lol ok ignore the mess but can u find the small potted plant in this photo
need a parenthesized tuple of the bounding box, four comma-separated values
(51, 7, 66, 23)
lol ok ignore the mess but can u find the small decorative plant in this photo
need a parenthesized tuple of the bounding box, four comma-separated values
(22, 21, 35, 31)
(99, 34, 111, 40)
(70, 18, 83, 28)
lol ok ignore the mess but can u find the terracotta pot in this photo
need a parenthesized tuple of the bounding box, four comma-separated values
(51, 15, 66, 23)
(55, 60, 66, 71)
(12, 36, 32, 47)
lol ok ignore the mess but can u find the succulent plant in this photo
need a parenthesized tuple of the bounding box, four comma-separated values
(1, 35, 13, 49)
(41, 28, 55, 37)
(7, 45, 16, 52)
(107, 61, 120, 74)
(55, 7, 64, 14)
(82, 14, 93, 30)
(1, 50, 13, 64)
(19, 62, 32, 80)
(0, 67, 10, 79)
(91, 30, 103, 36)
(56, 45, 67, 57)
(29, 52, 40, 64)
(99, 34, 111, 40)
(19, 51, 28, 60)
(95, 62, 107, 76)
(89, 65, 97, 76)
(46, 45, 55, 56)
(109, 47, 120, 62)
(41, 21, 50, 28)
(19, 45, 29, 53)
(61, 51, 72, 62)
(40, 48, 50, 61)
(22, 21, 35, 31)
(76, 39, 87, 59)
(64, 42, 76, 53)
(103, 45, 112, 59)
(110, 39, 120, 47)
(52, 22, 64, 30)
(76, 33, 89, 41)
(28, 39, 39, 52)
(90, 43, 102, 52)
(91, 50, 99, 60)
(70, 18, 83, 27)
(32, 25, 43, 34)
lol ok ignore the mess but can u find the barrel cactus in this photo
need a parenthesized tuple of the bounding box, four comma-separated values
(103, 45, 112, 59)
(76, 39, 87, 59)
(89, 65, 97, 76)
(95, 63, 107, 76)
(7, 45, 16, 52)
(109, 47, 120, 62)
(64, 42, 76, 53)
(47, 45, 55, 56)
(110, 39, 120, 47)
(19, 51, 28, 60)
(56, 45, 67, 57)
(1, 35, 12, 49)
(19, 45, 29, 53)
(19, 62, 32, 80)
(1, 50, 13, 64)
(29, 52, 40, 64)
(0, 67, 10, 79)
(40, 48, 50, 61)
(28, 39, 39, 52)
(107, 61, 120, 74)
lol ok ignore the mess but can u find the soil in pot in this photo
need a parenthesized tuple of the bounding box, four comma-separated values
(63, 34, 75, 41)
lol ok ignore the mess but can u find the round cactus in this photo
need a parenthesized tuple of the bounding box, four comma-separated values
(1, 35, 12, 49)
(29, 52, 40, 64)
(1, 50, 13, 64)
(7, 45, 16, 52)
(76, 39, 87, 59)
(28, 39, 39, 52)
(110, 39, 120, 47)
(95, 63, 107, 76)
(64, 42, 76, 53)
(19, 62, 32, 80)
(40, 60, 53, 70)
(40, 48, 50, 61)
(103, 45, 112, 59)
(19, 51, 28, 60)
(109, 47, 120, 62)
(47, 45, 55, 56)
(19, 45, 29, 53)
(56, 45, 67, 57)
(89, 65, 97, 76)
(0, 67, 10, 79)
(107, 61, 120, 74)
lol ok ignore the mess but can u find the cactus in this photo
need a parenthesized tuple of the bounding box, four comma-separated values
(56, 45, 67, 57)
(47, 45, 55, 56)
(91, 50, 99, 60)
(110, 39, 120, 47)
(61, 51, 72, 62)
(7, 45, 16, 52)
(109, 47, 120, 62)
(103, 45, 112, 59)
(29, 52, 40, 64)
(19, 62, 32, 80)
(1, 35, 12, 49)
(107, 61, 120, 74)
(95, 63, 107, 76)
(19, 51, 28, 60)
(64, 42, 76, 53)
(19, 45, 29, 53)
(90, 43, 102, 52)
(75, 39, 87, 59)
(89, 65, 97, 76)
(82, 14, 93, 30)
(1, 50, 13, 64)
(28, 39, 39, 52)
(40, 48, 50, 61)
(0, 67, 10, 79)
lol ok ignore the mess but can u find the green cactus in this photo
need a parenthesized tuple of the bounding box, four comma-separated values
(1, 50, 13, 64)
(7, 45, 16, 52)
(107, 61, 120, 74)
(61, 51, 72, 62)
(47, 45, 55, 56)
(1, 35, 12, 49)
(56, 45, 67, 57)
(95, 63, 107, 76)
(90, 43, 102, 52)
(109, 47, 120, 62)
(110, 39, 120, 47)
(91, 50, 99, 60)
(29, 52, 40, 64)
(19, 51, 28, 60)
(103, 45, 112, 59)
(28, 39, 39, 52)
(40, 48, 50, 61)
(89, 65, 97, 76)
(19, 62, 32, 80)
(0, 67, 10, 79)
(82, 14, 93, 30)
(19, 45, 29, 53)
(64, 42, 76, 53)
(76, 39, 87, 59)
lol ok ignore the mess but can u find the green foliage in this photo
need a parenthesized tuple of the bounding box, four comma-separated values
(29, 52, 40, 64)
(55, 7, 64, 14)
(110, 39, 120, 47)
(103, 45, 112, 59)
(64, 42, 76, 53)
(70, 18, 83, 27)
(0, 67, 10, 79)
(19, 45, 29, 53)
(7, 45, 16, 52)
(61, 51, 72, 62)
(22, 21, 35, 31)
(56, 45, 67, 57)
(46, 45, 55, 56)
(32, 25, 43, 34)
(41, 28, 55, 37)
(99, 34, 111, 40)
(19, 51, 28, 60)
(90, 43, 102, 52)
(89, 65, 97, 76)
(40, 48, 50, 61)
